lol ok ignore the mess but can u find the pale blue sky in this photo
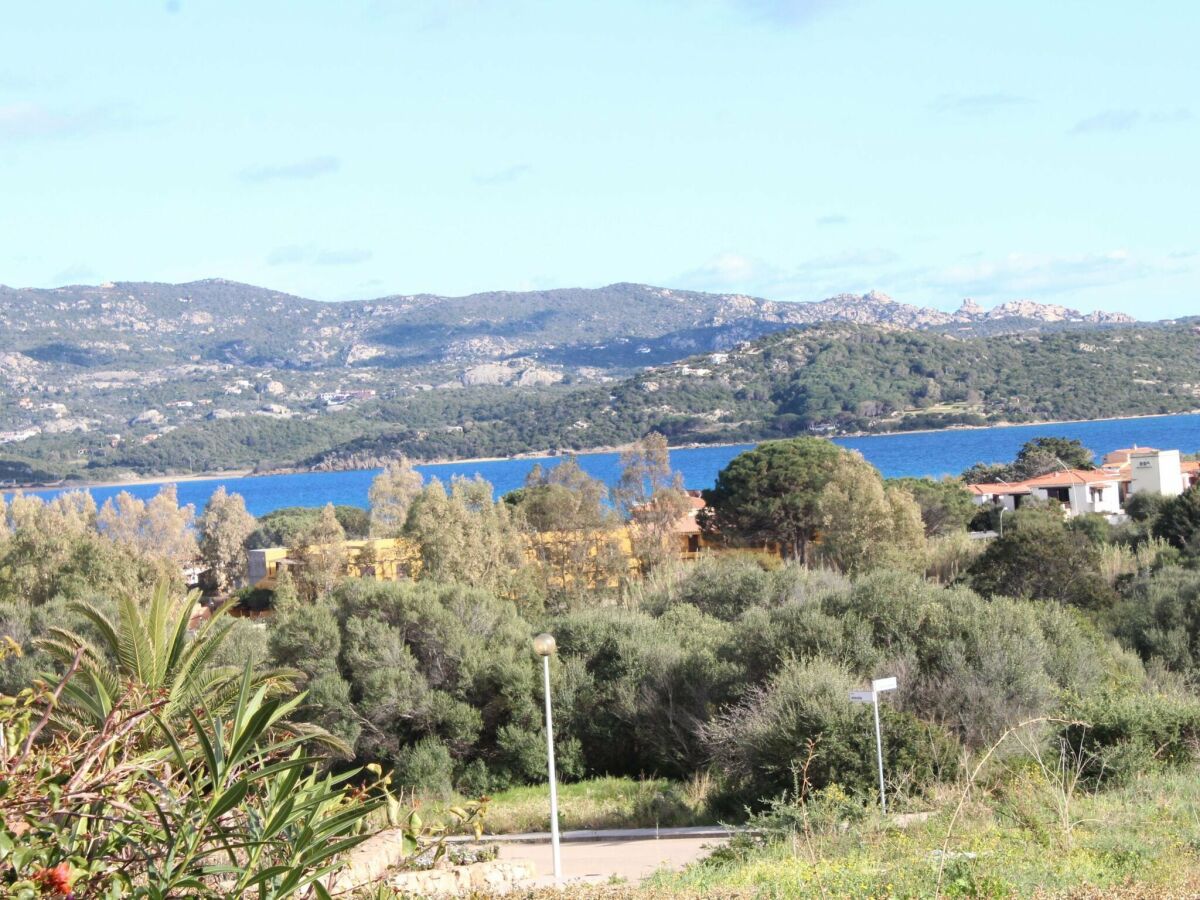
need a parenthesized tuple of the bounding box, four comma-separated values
(1, 1, 1196, 317)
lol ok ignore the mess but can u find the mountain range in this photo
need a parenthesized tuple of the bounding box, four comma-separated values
(0, 279, 1134, 376)
(0, 278, 1182, 484)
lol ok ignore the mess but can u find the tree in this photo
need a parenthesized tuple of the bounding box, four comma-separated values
(405, 477, 538, 608)
(1110, 567, 1200, 677)
(614, 432, 673, 518)
(294, 503, 348, 602)
(96, 485, 199, 566)
(617, 433, 692, 572)
(701, 438, 845, 563)
(1013, 437, 1095, 478)
(248, 505, 369, 549)
(889, 477, 975, 536)
(967, 507, 1117, 609)
(510, 458, 628, 607)
(961, 437, 1096, 484)
(0, 492, 175, 609)
(268, 596, 359, 747)
(369, 457, 423, 537)
(816, 455, 927, 574)
(1153, 483, 1200, 552)
(198, 487, 257, 595)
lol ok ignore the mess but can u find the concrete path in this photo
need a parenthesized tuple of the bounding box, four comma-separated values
(495, 834, 727, 887)
(453, 825, 740, 844)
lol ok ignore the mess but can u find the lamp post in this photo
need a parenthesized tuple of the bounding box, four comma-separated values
(532, 632, 562, 881)
(849, 676, 898, 814)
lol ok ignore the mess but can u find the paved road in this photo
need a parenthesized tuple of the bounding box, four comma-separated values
(458, 825, 739, 844)
(496, 834, 727, 886)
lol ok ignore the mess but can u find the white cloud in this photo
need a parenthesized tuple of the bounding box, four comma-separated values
(1070, 107, 1191, 135)
(677, 247, 898, 298)
(473, 163, 532, 186)
(240, 156, 341, 183)
(727, 0, 842, 25)
(51, 263, 98, 284)
(0, 102, 140, 140)
(916, 249, 1192, 299)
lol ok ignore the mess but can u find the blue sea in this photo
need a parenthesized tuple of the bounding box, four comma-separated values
(10, 413, 1200, 517)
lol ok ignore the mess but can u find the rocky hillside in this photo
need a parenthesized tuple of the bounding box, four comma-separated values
(0, 278, 1147, 483)
(0, 279, 1133, 376)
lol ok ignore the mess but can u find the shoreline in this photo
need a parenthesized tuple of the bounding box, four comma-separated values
(8, 409, 1198, 494)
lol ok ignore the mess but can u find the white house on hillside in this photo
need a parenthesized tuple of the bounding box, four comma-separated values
(967, 446, 1198, 521)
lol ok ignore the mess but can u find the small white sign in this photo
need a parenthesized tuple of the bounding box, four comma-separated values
(849, 690, 875, 703)
(872, 676, 898, 692)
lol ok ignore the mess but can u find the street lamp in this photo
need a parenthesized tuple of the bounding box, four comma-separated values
(532, 633, 562, 882)
(849, 675, 898, 814)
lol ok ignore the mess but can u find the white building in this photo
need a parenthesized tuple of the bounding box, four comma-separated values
(967, 446, 1199, 522)
(1020, 469, 1123, 516)
(1128, 448, 1186, 497)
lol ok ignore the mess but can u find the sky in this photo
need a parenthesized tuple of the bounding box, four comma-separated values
(1, 1, 1197, 318)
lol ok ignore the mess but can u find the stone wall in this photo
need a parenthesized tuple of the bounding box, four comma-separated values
(385, 859, 538, 897)
(327, 827, 538, 896)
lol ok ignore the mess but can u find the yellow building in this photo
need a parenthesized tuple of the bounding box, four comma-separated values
(247, 537, 422, 590)
(246, 495, 780, 592)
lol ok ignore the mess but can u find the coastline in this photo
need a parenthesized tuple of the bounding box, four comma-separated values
(9, 408, 1198, 494)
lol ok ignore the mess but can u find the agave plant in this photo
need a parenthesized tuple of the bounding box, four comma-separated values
(35, 579, 301, 737)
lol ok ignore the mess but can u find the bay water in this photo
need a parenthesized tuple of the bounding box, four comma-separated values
(11, 413, 1200, 517)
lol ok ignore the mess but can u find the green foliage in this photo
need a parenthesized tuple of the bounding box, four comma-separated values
(815, 457, 927, 575)
(509, 458, 628, 609)
(0, 492, 178, 609)
(1062, 687, 1200, 785)
(1, 662, 383, 898)
(1153, 483, 1200, 552)
(962, 436, 1096, 483)
(395, 736, 456, 800)
(36, 580, 301, 738)
(278, 578, 539, 785)
(404, 476, 540, 610)
(1125, 491, 1170, 523)
(702, 656, 958, 810)
(1109, 567, 1200, 677)
(968, 507, 1118, 609)
(368, 458, 423, 537)
(198, 486, 257, 594)
(702, 438, 845, 562)
(248, 504, 370, 549)
(890, 476, 976, 536)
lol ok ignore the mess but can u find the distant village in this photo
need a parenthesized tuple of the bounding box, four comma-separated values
(966, 446, 1199, 520)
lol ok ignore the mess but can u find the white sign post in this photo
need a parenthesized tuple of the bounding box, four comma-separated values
(849, 676, 898, 814)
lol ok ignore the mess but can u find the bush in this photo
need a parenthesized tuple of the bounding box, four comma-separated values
(968, 508, 1118, 609)
(1109, 566, 1200, 677)
(395, 736, 456, 799)
(1061, 688, 1200, 785)
(701, 656, 958, 810)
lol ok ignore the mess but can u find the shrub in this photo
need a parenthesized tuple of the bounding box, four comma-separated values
(702, 656, 958, 810)
(396, 736, 456, 800)
(1061, 687, 1200, 785)
(1109, 566, 1200, 677)
(967, 507, 1118, 609)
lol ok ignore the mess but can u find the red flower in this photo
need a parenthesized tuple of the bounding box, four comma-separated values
(33, 862, 74, 896)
